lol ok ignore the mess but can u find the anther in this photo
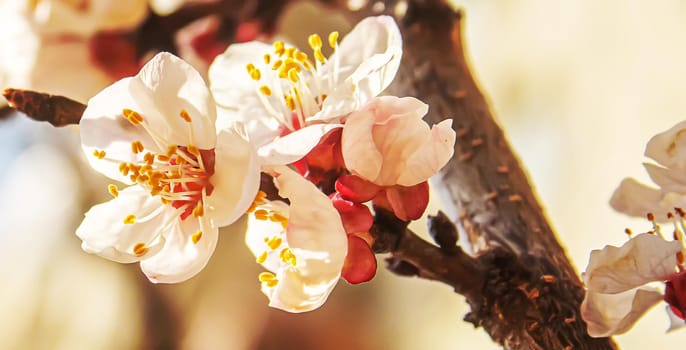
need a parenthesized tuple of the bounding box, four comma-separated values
(287, 68, 300, 83)
(259, 86, 272, 96)
(273, 41, 285, 56)
(192, 230, 203, 244)
(328, 31, 339, 48)
(624, 228, 633, 236)
(179, 109, 192, 123)
(267, 236, 282, 250)
(308, 34, 322, 50)
(187, 144, 200, 157)
(122, 108, 143, 125)
(123, 214, 137, 225)
(263, 54, 271, 65)
(93, 149, 106, 159)
(256, 251, 268, 264)
(108, 184, 119, 198)
(131, 141, 144, 154)
(133, 242, 149, 256)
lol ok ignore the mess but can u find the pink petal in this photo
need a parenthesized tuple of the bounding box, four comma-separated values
(341, 235, 377, 284)
(335, 175, 381, 203)
(383, 182, 430, 221)
(330, 192, 374, 234)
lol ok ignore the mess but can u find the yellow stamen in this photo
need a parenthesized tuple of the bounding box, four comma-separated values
(259, 85, 272, 96)
(256, 251, 268, 263)
(187, 144, 200, 157)
(123, 214, 137, 225)
(266, 236, 282, 250)
(287, 68, 299, 83)
(272, 60, 283, 70)
(192, 202, 204, 217)
(144, 152, 155, 165)
(263, 54, 271, 65)
(328, 31, 339, 48)
(284, 95, 296, 110)
(166, 145, 178, 157)
(133, 242, 149, 256)
(273, 41, 285, 56)
(131, 141, 144, 154)
(192, 230, 203, 244)
(254, 209, 269, 220)
(108, 184, 119, 198)
(308, 34, 322, 50)
(119, 163, 130, 176)
(93, 149, 106, 159)
(280, 248, 297, 266)
(122, 108, 143, 125)
(314, 49, 325, 64)
(179, 109, 192, 123)
(258, 272, 279, 286)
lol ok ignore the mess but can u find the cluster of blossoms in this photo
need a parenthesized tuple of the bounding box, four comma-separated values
(582, 121, 686, 335)
(74, 16, 456, 312)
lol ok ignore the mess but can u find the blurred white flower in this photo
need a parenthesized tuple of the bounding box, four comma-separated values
(341, 96, 455, 187)
(76, 52, 260, 283)
(209, 15, 402, 165)
(611, 121, 686, 220)
(580, 232, 683, 337)
(245, 166, 347, 312)
(3, 0, 147, 37)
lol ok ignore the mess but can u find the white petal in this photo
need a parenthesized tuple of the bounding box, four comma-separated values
(245, 201, 291, 273)
(258, 124, 342, 166)
(209, 42, 282, 146)
(583, 233, 681, 294)
(31, 0, 147, 36)
(317, 16, 402, 120)
(342, 96, 452, 186)
(76, 186, 172, 263)
(397, 119, 456, 186)
(131, 52, 217, 149)
(610, 178, 686, 221)
(610, 178, 669, 219)
(255, 166, 348, 312)
(581, 287, 664, 337)
(645, 120, 686, 170)
(140, 216, 218, 283)
(80, 78, 161, 184)
(644, 162, 686, 193)
(205, 128, 261, 227)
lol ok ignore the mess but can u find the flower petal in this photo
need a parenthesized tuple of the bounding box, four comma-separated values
(397, 119, 455, 186)
(583, 233, 681, 294)
(317, 16, 402, 120)
(258, 124, 341, 166)
(643, 162, 686, 193)
(581, 287, 664, 337)
(204, 128, 260, 227)
(80, 78, 161, 184)
(343, 96, 444, 186)
(255, 166, 348, 312)
(341, 235, 377, 284)
(384, 182, 430, 221)
(610, 178, 671, 219)
(140, 215, 218, 283)
(130, 52, 217, 149)
(209, 41, 282, 146)
(645, 120, 686, 170)
(76, 186, 171, 263)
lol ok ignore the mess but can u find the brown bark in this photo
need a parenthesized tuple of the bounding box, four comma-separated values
(343, 1, 618, 349)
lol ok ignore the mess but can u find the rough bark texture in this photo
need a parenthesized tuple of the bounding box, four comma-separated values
(357, 1, 618, 349)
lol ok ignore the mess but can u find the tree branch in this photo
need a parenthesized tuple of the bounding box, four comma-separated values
(341, 0, 618, 348)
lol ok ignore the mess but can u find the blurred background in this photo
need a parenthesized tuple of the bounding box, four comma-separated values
(2, 0, 686, 349)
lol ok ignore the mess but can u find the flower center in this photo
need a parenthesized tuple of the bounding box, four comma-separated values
(244, 31, 340, 134)
(94, 109, 215, 221)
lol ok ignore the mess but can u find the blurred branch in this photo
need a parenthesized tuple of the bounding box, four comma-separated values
(2, 88, 86, 127)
